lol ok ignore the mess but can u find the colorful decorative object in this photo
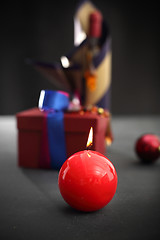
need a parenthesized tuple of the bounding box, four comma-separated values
(16, 1, 113, 170)
(16, 91, 112, 169)
(26, 0, 112, 110)
(135, 134, 160, 163)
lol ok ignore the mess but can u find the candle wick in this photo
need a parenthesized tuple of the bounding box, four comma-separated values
(86, 143, 93, 151)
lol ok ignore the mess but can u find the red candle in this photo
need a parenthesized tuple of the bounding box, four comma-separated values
(58, 127, 118, 212)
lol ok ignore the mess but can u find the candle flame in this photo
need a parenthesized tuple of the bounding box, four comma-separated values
(86, 127, 93, 149)
(60, 56, 70, 68)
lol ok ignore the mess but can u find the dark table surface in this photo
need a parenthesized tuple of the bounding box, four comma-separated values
(0, 115, 160, 240)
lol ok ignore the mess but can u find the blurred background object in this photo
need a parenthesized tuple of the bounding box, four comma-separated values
(0, 0, 159, 115)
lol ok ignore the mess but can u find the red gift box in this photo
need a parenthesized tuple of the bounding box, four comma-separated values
(16, 107, 111, 169)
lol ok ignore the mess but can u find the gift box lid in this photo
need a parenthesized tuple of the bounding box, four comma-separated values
(17, 108, 44, 131)
(16, 107, 109, 133)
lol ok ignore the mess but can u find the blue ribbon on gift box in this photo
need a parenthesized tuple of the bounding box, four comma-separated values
(39, 90, 69, 169)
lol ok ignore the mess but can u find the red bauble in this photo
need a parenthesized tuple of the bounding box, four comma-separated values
(58, 150, 118, 212)
(135, 134, 160, 163)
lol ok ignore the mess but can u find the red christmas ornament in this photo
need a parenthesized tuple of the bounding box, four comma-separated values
(58, 127, 118, 212)
(135, 134, 160, 163)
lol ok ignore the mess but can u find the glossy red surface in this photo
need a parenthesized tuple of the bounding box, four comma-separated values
(135, 134, 160, 163)
(58, 150, 118, 212)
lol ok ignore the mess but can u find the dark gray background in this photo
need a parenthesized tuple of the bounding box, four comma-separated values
(0, 0, 159, 115)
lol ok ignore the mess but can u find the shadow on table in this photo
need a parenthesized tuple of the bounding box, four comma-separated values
(20, 167, 115, 216)
(130, 158, 160, 169)
(57, 204, 99, 215)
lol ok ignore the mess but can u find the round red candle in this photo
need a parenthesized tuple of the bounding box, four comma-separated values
(58, 150, 117, 212)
